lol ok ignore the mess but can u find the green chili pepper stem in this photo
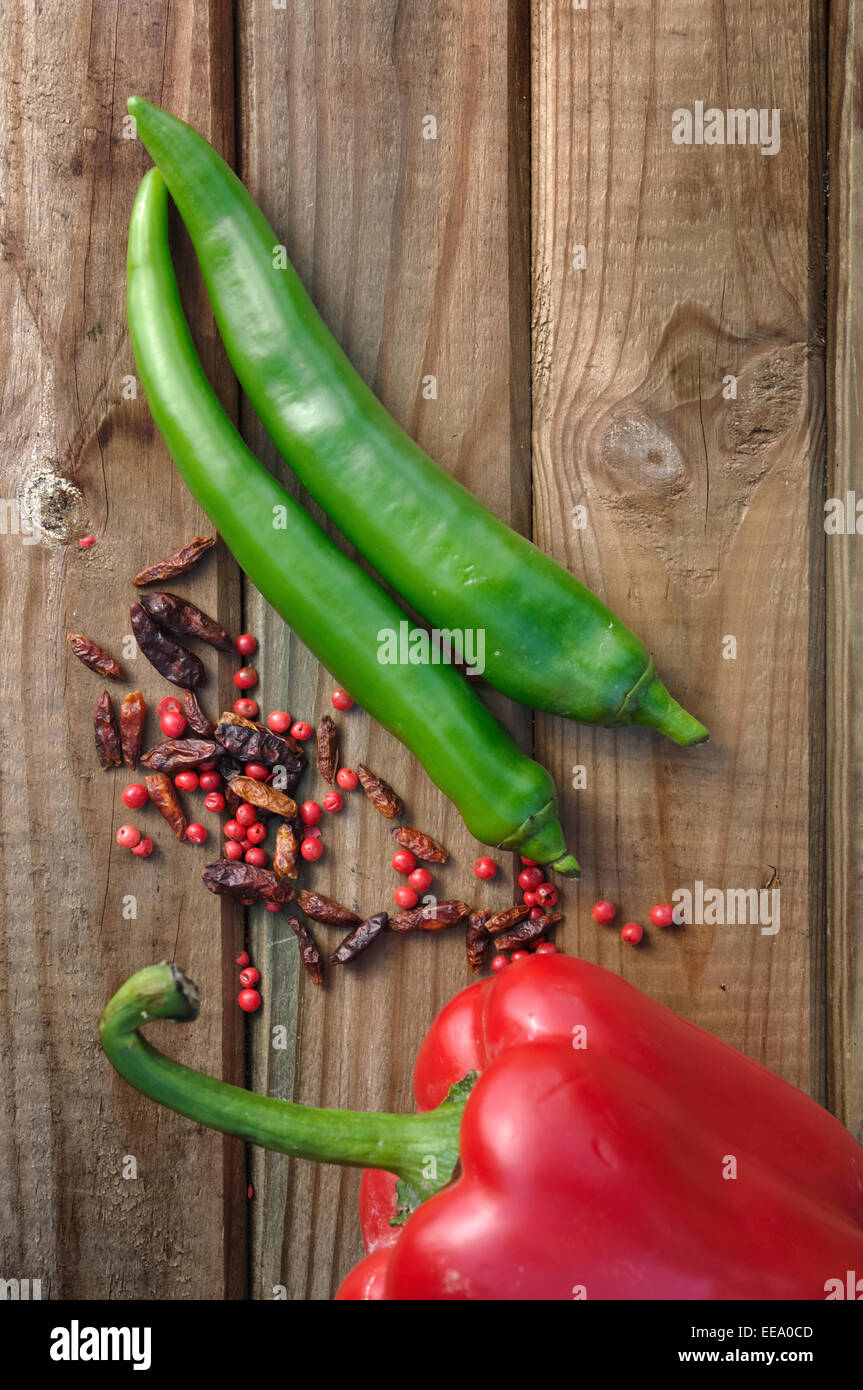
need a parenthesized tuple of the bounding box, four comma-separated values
(629, 677, 709, 747)
(99, 965, 464, 1199)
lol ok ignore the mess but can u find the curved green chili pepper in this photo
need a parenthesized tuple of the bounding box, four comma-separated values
(127, 169, 577, 872)
(127, 96, 708, 748)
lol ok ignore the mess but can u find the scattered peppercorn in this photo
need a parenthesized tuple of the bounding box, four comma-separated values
(591, 900, 617, 925)
(536, 883, 558, 908)
(518, 866, 544, 891)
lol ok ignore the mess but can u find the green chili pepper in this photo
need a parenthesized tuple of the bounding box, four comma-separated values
(126, 96, 708, 748)
(127, 169, 577, 872)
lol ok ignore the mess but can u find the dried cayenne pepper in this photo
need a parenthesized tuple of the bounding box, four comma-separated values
(67, 633, 126, 681)
(316, 715, 340, 785)
(494, 912, 563, 951)
(466, 908, 494, 972)
(145, 772, 188, 840)
(141, 738, 218, 772)
(486, 904, 532, 936)
(228, 776, 297, 819)
(289, 916, 324, 986)
(132, 535, 215, 586)
(119, 690, 147, 770)
(183, 689, 216, 737)
(202, 861, 293, 905)
(94, 690, 122, 769)
(390, 825, 448, 864)
(297, 890, 361, 928)
(273, 822, 300, 880)
(130, 603, 205, 688)
(357, 764, 402, 819)
(388, 900, 470, 933)
(331, 912, 389, 965)
(138, 591, 233, 652)
(215, 714, 304, 785)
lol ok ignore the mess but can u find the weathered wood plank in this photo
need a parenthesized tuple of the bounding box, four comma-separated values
(0, 1, 245, 1297)
(531, 0, 825, 1089)
(237, 0, 531, 1298)
(827, 0, 863, 1140)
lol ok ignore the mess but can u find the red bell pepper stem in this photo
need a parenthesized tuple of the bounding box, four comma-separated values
(99, 964, 464, 1201)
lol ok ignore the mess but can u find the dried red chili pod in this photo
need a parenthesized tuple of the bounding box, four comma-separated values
(141, 738, 218, 773)
(137, 591, 234, 652)
(357, 764, 402, 819)
(67, 633, 126, 681)
(130, 603, 206, 688)
(132, 534, 215, 586)
(390, 825, 448, 864)
(296, 890, 362, 929)
(316, 715, 339, 785)
(94, 690, 122, 769)
(494, 912, 563, 952)
(331, 912, 389, 965)
(119, 690, 147, 770)
(145, 772, 188, 840)
(273, 822, 300, 881)
(388, 899, 470, 933)
(289, 916, 324, 986)
(485, 903, 532, 936)
(183, 689, 216, 737)
(466, 908, 494, 972)
(202, 860, 294, 905)
(228, 776, 297, 820)
(215, 715, 304, 778)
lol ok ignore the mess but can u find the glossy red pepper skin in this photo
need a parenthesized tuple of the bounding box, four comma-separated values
(337, 954, 863, 1300)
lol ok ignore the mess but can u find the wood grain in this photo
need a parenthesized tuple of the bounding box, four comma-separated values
(235, 0, 531, 1298)
(827, 0, 863, 1140)
(531, 0, 826, 1089)
(0, 1, 245, 1298)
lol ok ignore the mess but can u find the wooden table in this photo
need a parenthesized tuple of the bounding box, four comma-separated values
(1, 0, 858, 1300)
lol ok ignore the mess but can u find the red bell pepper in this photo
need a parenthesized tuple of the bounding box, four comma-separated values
(100, 953, 863, 1300)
